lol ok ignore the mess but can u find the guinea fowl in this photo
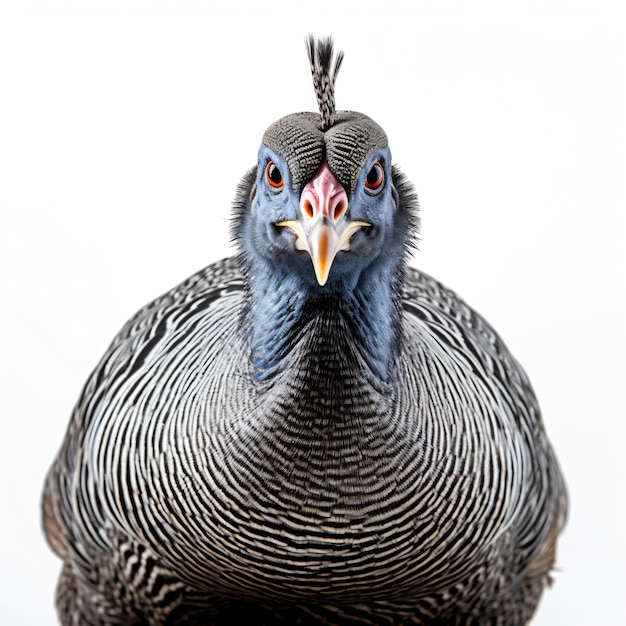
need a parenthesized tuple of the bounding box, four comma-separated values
(43, 37, 567, 625)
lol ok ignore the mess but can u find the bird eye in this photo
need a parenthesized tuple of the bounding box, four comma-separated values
(265, 161, 284, 190)
(364, 162, 384, 194)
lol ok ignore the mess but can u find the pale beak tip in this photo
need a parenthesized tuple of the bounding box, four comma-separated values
(314, 266, 330, 286)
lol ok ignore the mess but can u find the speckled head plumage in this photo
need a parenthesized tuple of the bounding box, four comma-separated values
(261, 37, 390, 194)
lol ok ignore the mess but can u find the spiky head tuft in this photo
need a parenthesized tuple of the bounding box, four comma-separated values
(306, 35, 344, 131)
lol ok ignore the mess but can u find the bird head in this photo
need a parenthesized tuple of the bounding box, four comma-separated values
(234, 37, 418, 291)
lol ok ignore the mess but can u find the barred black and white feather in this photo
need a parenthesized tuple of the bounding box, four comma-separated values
(43, 257, 566, 625)
(306, 35, 344, 130)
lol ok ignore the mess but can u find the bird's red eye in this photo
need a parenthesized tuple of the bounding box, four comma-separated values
(364, 162, 384, 193)
(265, 161, 284, 190)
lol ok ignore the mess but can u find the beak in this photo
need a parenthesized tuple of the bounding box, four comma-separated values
(276, 162, 370, 286)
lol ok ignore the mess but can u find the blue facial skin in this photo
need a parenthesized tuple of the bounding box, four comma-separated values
(243, 144, 407, 382)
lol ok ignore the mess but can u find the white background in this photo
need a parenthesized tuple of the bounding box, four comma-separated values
(1, 0, 624, 623)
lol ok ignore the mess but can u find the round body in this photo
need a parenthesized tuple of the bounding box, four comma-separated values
(44, 257, 566, 625)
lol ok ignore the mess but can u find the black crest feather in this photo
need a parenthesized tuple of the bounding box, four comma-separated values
(306, 35, 344, 131)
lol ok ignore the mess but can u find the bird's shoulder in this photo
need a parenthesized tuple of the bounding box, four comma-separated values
(399, 266, 538, 419)
(114, 255, 244, 345)
(75, 257, 246, 406)
(401, 266, 499, 347)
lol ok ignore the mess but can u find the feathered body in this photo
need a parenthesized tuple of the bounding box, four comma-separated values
(43, 38, 566, 625)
